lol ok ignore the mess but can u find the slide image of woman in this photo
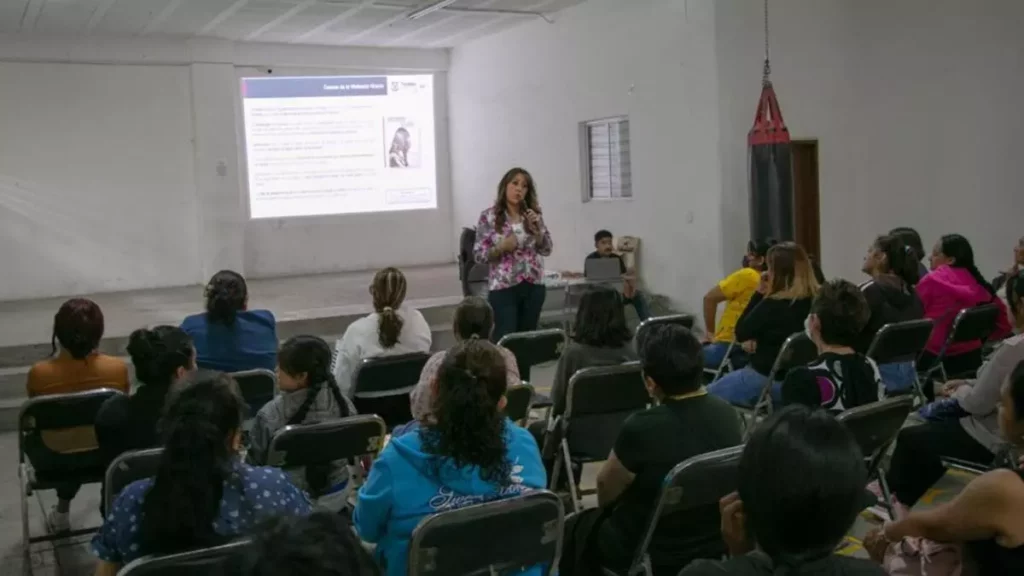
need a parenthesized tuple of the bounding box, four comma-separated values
(385, 119, 419, 169)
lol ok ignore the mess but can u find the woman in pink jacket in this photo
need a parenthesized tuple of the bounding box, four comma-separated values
(916, 234, 1012, 378)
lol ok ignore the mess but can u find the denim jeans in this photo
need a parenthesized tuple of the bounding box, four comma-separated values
(624, 291, 652, 321)
(488, 281, 547, 342)
(707, 366, 782, 407)
(878, 361, 917, 395)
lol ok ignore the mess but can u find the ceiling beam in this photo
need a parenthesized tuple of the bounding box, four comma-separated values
(199, 0, 251, 35)
(87, 0, 120, 31)
(428, 0, 557, 47)
(245, 0, 317, 41)
(141, 0, 185, 35)
(291, 0, 377, 44)
(19, 0, 46, 31)
(383, 0, 503, 47)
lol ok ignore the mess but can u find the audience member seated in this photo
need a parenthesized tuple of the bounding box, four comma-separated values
(681, 405, 884, 576)
(990, 235, 1022, 294)
(865, 360, 1024, 575)
(27, 298, 129, 534)
(248, 335, 357, 506)
(782, 279, 882, 412)
(707, 242, 819, 407)
(181, 270, 278, 373)
(354, 339, 545, 575)
(889, 226, 930, 281)
(96, 326, 195, 476)
(1010, 271, 1024, 333)
(702, 238, 776, 370)
(91, 371, 312, 575)
(410, 296, 519, 423)
(857, 233, 925, 394)
(551, 285, 638, 419)
(236, 512, 380, 576)
(559, 324, 742, 576)
(881, 280, 1024, 513)
(917, 234, 1012, 379)
(586, 229, 651, 320)
(333, 267, 432, 397)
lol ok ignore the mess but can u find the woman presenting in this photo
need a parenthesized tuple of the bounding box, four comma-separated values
(473, 167, 553, 342)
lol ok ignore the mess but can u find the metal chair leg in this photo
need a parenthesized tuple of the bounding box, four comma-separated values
(19, 464, 31, 576)
(877, 468, 896, 520)
(561, 440, 582, 513)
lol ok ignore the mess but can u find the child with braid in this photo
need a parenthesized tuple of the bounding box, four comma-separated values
(249, 336, 357, 504)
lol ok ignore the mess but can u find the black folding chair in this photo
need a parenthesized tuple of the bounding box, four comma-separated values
(498, 328, 567, 409)
(18, 388, 122, 564)
(866, 319, 934, 404)
(703, 341, 737, 383)
(267, 414, 386, 499)
(602, 445, 744, 576)
(352, 352, 431, 430)
(230, 369, 277, 418)
(118, 539, 252, 576)
(407, 490, 564, 576)
(104, 447, 163, 514)
(505, 384, 535, 425)
(550, 363, 649, 512)
(742, 332, 818, 438)
(923, 304, 1002, 382)
(837, 396, 914, 520)
(634, 314, 696, 347)
(466, 264, 490, 299)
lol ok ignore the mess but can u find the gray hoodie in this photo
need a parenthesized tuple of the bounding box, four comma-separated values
(956, 333, 1024, 452)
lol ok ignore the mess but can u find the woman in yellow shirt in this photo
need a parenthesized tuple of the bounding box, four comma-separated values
(26, 298, 129, 534)
(701, 239, 776, 370)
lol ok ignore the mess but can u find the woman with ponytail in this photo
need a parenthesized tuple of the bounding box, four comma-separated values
(28, 298, 129, 533)
(333, 267, 432, 396)
(354, 339, 545, 575)
(96, 326, 195, 474)
(181, 270, 278, 373)
(916, 234, 1012, 378)
(91, 371, 311, 574)
(681, 405, 883, 576)
(249, 335, 357, 504)
(858, 234, 925, 393)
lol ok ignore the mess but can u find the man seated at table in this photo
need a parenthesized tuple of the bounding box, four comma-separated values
(586, 230, 651, 320)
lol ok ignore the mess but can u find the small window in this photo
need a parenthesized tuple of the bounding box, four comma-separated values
(580, 117, 632, 202)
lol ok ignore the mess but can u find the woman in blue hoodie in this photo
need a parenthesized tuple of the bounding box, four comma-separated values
(354, 337, 546, 575)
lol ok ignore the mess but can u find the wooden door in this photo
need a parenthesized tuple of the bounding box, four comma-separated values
(792, 140, 821, 262)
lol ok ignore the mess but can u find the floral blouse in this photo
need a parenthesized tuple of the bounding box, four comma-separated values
(473, 206, 553, 291)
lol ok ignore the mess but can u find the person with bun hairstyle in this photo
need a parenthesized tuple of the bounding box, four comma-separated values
(409, 296, 520, 423)
(917, 234, 1012, 379)
(702, 238, 777, 370)
(781, 279, 883, 411)
(91, 371, 311, 574)
(333, 267, 432, 397)
(249, 335, 357, 505)
(681, 406, 883, 576)
(473, 167, 553, 342)
(858, 234, 925, 393)
(889, 226, 930, 281)
(354, 339, 545, 575)
(27, 298, 129, 533)
(96, 326, 195, 477)
(181, 270, 277, 373)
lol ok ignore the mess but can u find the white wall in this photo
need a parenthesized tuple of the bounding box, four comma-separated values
(0, 34, 451, 301)
(715, 0, 1024, 281)
(449, 0, 726, 313)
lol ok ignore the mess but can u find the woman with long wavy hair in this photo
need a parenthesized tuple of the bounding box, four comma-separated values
(354, 338, 546, 575)
(91, 371, 312, 575)
(472, 167, 554, 342)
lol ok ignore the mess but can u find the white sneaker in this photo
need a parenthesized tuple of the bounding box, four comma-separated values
(46, 507, 70, 534)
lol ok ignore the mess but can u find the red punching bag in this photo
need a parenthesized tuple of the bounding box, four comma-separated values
(748, 0, 794, 242)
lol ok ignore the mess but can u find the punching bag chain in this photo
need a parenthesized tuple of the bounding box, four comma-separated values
(763, 0, 772, 85)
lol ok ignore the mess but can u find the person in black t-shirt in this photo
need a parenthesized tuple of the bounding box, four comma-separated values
(781, 279, 883, 412)
(585, 229, 651, 320)
(681, 405, 883, 576)
(559, 324, 742, 576)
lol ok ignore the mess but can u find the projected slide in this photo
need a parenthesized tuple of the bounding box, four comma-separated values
(241, 74, 436, 219)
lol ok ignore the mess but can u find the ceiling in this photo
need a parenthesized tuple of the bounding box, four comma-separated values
(0, 0, 587, 48)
